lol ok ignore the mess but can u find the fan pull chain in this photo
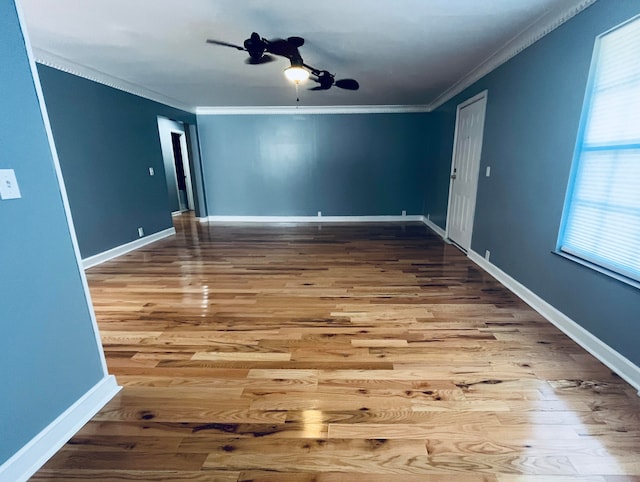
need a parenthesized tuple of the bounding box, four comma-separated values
(295, 82, 300, 103)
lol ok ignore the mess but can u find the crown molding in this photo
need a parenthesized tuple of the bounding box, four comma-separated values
(428, 0, 598, 110)
(34, 53, 431, 116)
(33, 48, 196, 113)
(31, 0, 597, 117)
(195, 104, 432, 115)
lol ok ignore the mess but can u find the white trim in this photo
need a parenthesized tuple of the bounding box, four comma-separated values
(422, 217, 446, 239)
(429, 0, 597, 110)
(82, 227, 176, 269)
(0, 375, 120, 482)
(205, 215, 424, 224)
(33, 49, 196, 113)
(15, 0, 111, 374)
(468, 250, 640, 393)
(444, 97, 464, 241)
(187, 123, 208, 218)
(444, 90, 488, 248)
(195, 105, 432, 115)
(177, 130, 194, 210)
(457, 90, 489, 111)
(205, 215, 450, 240)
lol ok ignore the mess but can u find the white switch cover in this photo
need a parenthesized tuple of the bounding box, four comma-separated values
(486, 166, 491, 177)
(149, 167, 155, 176)
(0, 169, 22, 200)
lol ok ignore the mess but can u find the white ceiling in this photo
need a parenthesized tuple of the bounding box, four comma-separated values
(19, 0, 594, 111)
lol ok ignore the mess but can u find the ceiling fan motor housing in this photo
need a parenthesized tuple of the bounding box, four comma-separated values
(244, 32, 266, 59)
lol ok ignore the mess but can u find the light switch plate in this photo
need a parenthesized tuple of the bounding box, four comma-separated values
(0, 169, 22, 200)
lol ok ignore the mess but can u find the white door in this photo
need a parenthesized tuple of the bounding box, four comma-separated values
(446, 91, 487, 251)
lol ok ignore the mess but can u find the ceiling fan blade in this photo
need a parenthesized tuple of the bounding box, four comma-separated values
(206, 39, 246, 51)
(287, 36, 305, 48)
(335, 78, 360, 90)
(310, 70, 335, 90)
(245, 54, 276, 65)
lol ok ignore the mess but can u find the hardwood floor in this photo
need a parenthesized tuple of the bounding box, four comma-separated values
(32, 214, 640, 481)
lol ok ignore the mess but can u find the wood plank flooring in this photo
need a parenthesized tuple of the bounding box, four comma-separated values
(32, 214, 640, 481)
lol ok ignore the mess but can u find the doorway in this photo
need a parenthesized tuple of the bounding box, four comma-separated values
(170, 132, 194, 212)
(445, 90, 487, 251)
(157, 117, 194, 214)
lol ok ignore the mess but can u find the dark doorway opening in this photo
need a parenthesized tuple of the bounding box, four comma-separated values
(171, 132, 187, 192)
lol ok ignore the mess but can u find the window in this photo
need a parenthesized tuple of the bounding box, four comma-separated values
(558, 15, 640, 286)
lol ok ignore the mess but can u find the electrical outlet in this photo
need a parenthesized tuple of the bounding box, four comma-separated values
(402, 210, 407, 216)
(138, 227, 144, 237)
(427, 213, 431, 220)
(317, 211, 322, 217)
(0, 169, 22, 200)
(485, 249, 491, 261)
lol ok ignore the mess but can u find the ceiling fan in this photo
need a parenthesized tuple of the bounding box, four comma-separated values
(206, 32, 360, 92)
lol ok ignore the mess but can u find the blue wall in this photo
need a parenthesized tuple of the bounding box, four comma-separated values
(422, 111, 452, 228)
(428, 0, 640, 366)
(37, 65, 197, 258)
(0, 2, 105, 464)
(197, 113, 432, 216)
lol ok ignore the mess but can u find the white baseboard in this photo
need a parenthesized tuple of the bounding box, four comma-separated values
(468, 250, 640, 393)
(82, 227, 176, 269)
(205, 215, 425, 224)
(422, 217, 446, 238)
(0, 375, 120, 482)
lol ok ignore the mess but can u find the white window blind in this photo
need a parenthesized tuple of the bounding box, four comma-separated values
(559, 15, 640, 284)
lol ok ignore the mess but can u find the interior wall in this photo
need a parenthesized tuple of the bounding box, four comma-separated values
(421, 110, 453, 228)
(196, 112, 432, 217)
(0, 1, 106, 464)
(36, 64, 197, 258)
(430, 0, 640, 366)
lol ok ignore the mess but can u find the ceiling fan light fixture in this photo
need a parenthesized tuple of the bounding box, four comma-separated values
(284, 65, 309, 83)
